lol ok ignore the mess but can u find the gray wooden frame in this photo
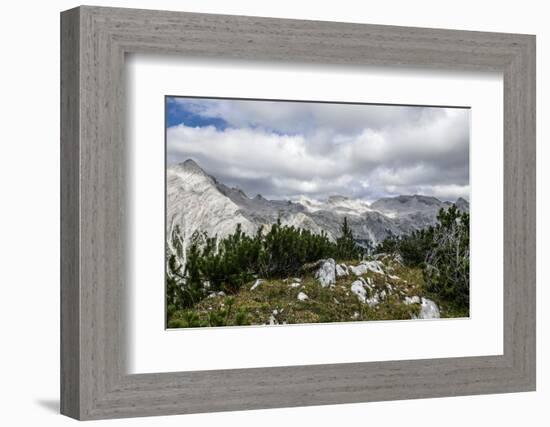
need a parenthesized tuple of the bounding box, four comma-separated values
(60, 5, 536, 420)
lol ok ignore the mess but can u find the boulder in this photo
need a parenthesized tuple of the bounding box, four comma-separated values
(409, 297, 440, 319)
(418, 298, 440, 319)
(349, 260, 384, 276)
(336, 264, 349, 277)
(366, 294, 380, 308)
(404, 295, 421, 305)
(362, 260, 384, 274)
(297, 292, 309, 301)
(358, 277, 373, 293)
(315, 258, 336, 287)
(349, 264, 369, 276)
(350, 280, 367, 303)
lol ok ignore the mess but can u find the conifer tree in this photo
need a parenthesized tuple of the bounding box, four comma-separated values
(335, 216, 362, 261)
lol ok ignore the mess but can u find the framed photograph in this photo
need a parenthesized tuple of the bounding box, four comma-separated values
(164, 96, 471, 328)
(61, 6, 536, 420)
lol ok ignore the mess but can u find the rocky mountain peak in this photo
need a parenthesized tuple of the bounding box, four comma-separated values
(178, 158, 209, 175)
(327, 195, 350, 204)
(408, 194, 441, 205)
(166, 158, 470, 253)
(168, 159, 219, 187)
(455, 197, 470, 211)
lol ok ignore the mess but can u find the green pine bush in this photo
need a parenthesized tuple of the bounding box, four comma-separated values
(423, 206, 470, 309)
(376, 204, 470, 309)
(166, 217, 365, 311)
(334, 216, 364, 261)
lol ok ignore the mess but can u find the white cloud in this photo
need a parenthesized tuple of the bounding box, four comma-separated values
(167, 100, 470, 201)
(171, 98, 449, 135)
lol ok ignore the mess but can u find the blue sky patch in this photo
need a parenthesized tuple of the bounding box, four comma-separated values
(166, 97, 228, 129)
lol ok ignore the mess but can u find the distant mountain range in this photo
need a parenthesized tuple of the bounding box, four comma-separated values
(167, 159, 469, 253)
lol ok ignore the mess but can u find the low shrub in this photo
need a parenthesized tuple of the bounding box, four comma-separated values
(167, 217, 364, 311)
(376, 205, 470, 309)
(423, 206, 470, 309)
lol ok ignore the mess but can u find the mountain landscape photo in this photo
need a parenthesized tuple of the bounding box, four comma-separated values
(165, 97, 471, 328)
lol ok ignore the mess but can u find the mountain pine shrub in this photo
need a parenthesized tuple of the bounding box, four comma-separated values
(166, 217, 365, 311)
(335, 216, 364, 261)
(376, 227, 434, 267)
(257, 219, 336, 277)
(376, 204, 470, 309)
(423, 205, 470, 309)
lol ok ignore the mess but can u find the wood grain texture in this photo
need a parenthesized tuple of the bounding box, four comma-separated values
(60, 6, 536, 420)
(60, 7, 80, 419)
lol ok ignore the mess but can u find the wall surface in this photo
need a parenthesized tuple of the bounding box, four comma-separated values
(0, 0, 547, 425)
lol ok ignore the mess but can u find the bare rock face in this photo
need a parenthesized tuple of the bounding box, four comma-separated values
(315, 258, 336, 287)
(166, 160, 256, 271)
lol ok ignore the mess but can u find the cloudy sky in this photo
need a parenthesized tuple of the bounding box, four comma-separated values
(166, 96, 470, 202)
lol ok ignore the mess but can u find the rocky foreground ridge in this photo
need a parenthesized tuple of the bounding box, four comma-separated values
(167, 254, 446, 328)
